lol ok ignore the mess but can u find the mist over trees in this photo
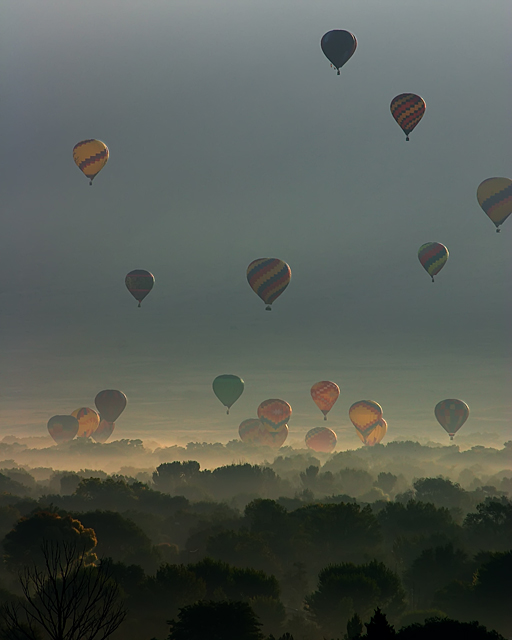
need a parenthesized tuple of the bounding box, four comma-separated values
(0, 438, 509, 639)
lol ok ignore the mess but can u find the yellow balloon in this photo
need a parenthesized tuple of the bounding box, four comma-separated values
(71, 407, 100, 438)
(73, 139, 109, 185)
(356, 418, 387, 446)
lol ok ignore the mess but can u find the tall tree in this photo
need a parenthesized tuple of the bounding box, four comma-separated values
(1, 540, 126, 640)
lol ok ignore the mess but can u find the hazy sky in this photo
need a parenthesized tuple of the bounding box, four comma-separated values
(0, 0, 510, 446)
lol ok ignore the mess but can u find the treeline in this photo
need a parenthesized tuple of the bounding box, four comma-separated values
(0, 439, 511, 506)
(0, 459, 509, 638)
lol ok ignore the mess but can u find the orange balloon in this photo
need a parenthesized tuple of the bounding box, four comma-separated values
(311, 381, 340, 420)
(305, 426, 337, 452)
(257, 399, 292, 431)
(239, 419, 265, 443)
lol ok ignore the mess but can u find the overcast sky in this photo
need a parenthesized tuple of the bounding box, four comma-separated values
(0, 0, 510, 447)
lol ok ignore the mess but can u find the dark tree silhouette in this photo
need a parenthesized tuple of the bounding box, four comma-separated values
(364, 607, 395, 638)
(3, 511, 97, 573)
(396, 617, 506, 639)
(344, 612, 363, 639)
(1, 540, 126, 640)
(167, 600, 263, 640)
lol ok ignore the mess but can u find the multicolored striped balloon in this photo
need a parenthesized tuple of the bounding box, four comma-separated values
(47, 415, 79, 444)
(435, 399, 469, 440)
(356, 418, 387, 446)
(239, 419, 265, 443)
(390, 94, 426, 141)
(73, 139, 109, 185)
(247, 258, 291, 311)
(418, 242, 449, 282)
(257, 399, 292, 431)
(311, 381, 340, 420)
(477, 177, 512, 232)
(92, 419, 115, 443)
(349, 400, 383, 436)
(305, 426, 337, 453)
(71, 407, 100, 438)
(125, 270, 155, 307)
(320, 30, 357, 75)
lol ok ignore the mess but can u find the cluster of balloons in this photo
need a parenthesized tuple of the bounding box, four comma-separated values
(47, 390, 127, 445)
(349, 400, 387, 446)
(64, 29, 505, 448)
(239, 399, 292, 449)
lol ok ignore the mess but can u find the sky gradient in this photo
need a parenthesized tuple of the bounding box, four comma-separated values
(0, 0, 510, 447)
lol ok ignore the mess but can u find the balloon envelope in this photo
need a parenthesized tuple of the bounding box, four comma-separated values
(71, 407, 100, 438)
(390, 94, 426, 140)
(305, 426, 337, 453)
(320, 30, 357, 74)
(125, 270, 155, 307)
(418, 242, 449, 282)
(257, 399, 292, 431)
(247, 258, 291, 310)
(239, 419, 265, 443)
(259, 424, 288, 449)
(213, 375, 244, 414)
(94, 390, 127, 422)
(349, 400, 383, 435)
(47, 415, 79, 444)
(435, 399, 469, 439)
(73, 139, 109, 185)
(311, 381, 340, 419)
(356, 418, 387, 446)
(92, 419, 115, 443)
(477, 177, 512, 231)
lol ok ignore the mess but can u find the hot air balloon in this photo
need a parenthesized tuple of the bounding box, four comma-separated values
(71, 407, 100, 438)
(356, 418, 387, 446)
(320, 30, 357, 75)
(125, 270, 155, 307)
(477, 177, 512, 232)
(94, 390, 127, 423)
(47, 415, 79, 444)
(418, 242, 449, 282)
(72, 139, 109, 185)
(92, 419, 115, 443)
(257, 399, 292, 431)
(390, 94, 426, 141)
(239, 419, 265, 443)
(259, 424, 289, 449)
(311, 381, 340, 420)
(435, 399, 469, 440)
(213, 375, 244, 414)
(305, 426, 337, 453)
(349, 400, 383, 439)
(247, 258, 291, 311)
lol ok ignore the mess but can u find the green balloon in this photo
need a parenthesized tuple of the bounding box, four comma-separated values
(212, 375, 244, 414)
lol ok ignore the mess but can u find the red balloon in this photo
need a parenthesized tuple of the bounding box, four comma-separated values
(94, 390, 127, 422)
